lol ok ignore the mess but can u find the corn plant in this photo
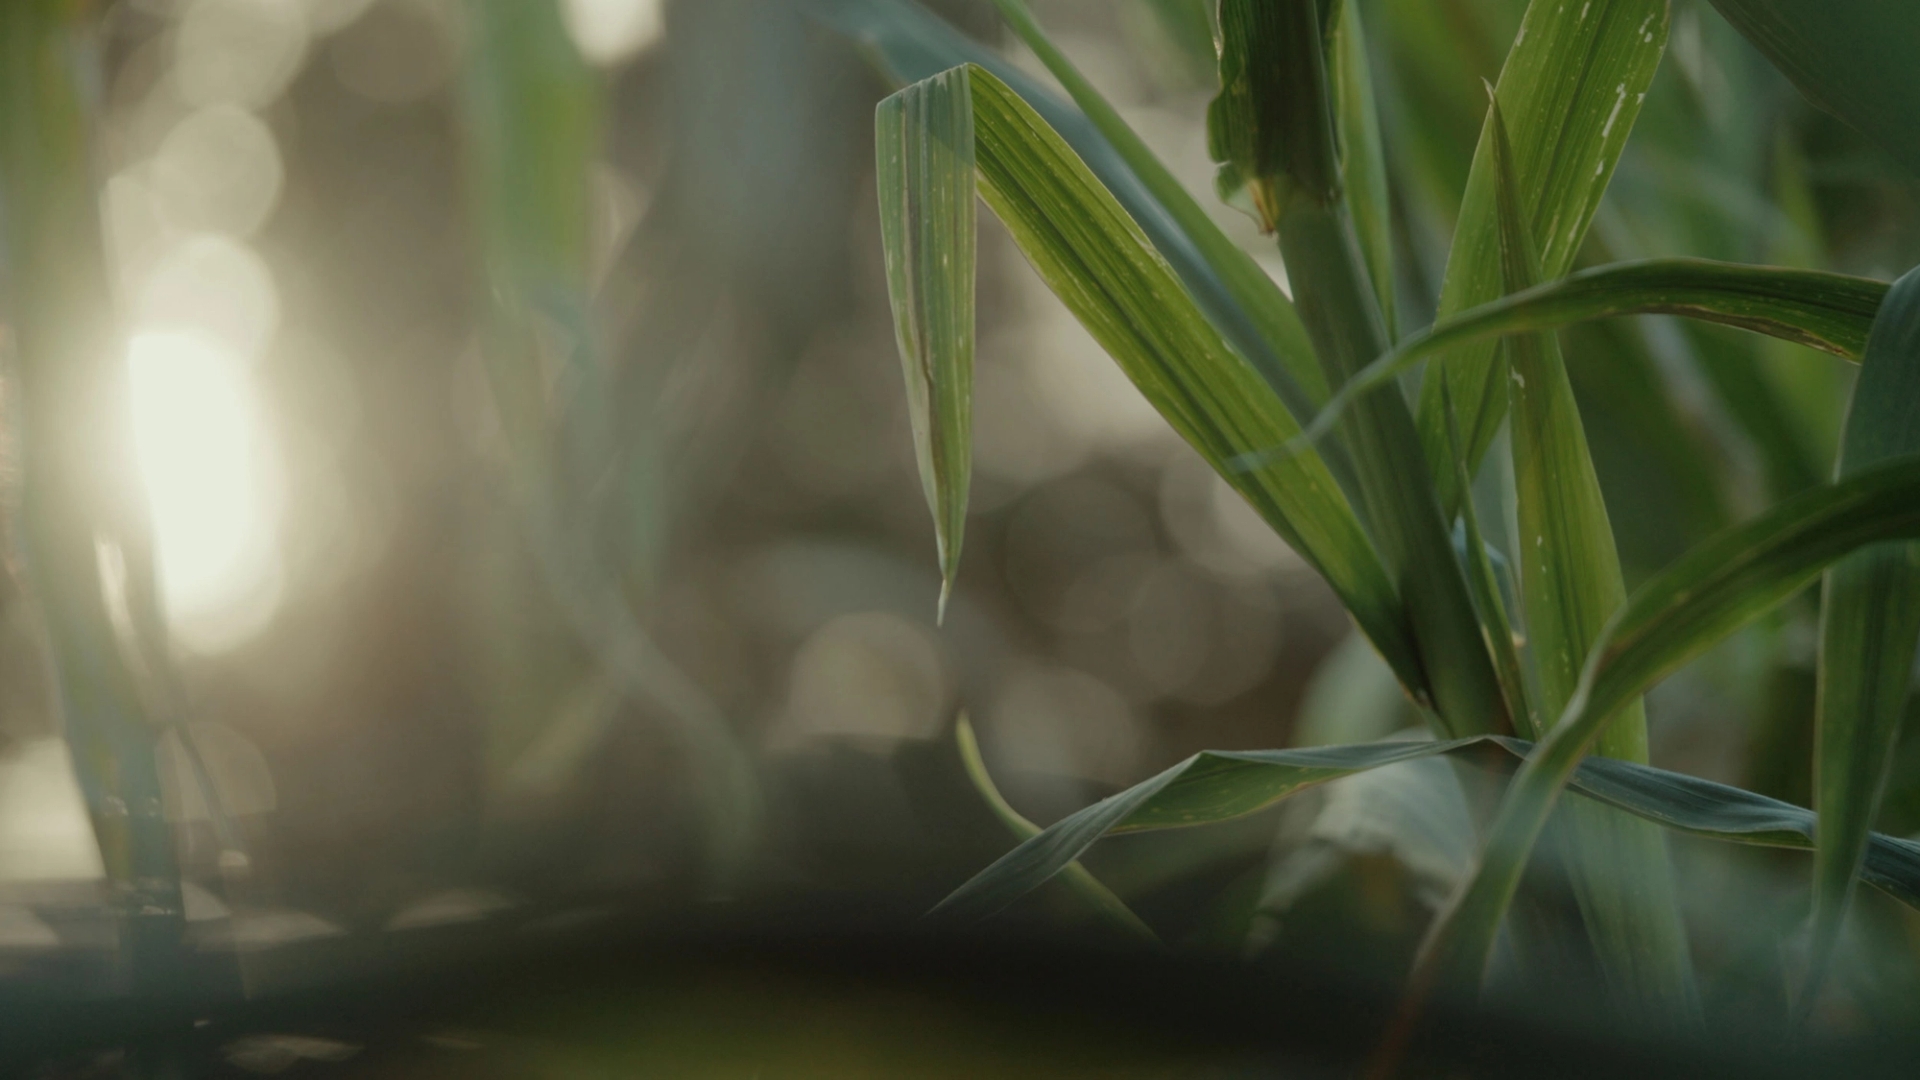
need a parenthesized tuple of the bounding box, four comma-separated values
(821, 0, 1920, 1034)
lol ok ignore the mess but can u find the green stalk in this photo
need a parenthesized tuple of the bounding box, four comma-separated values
(0, 1, 183, 987)
(1217, 0, 1507, 738)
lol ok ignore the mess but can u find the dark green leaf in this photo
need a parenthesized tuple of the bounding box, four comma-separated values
(931, 732, 1920, 925)
(1217, 0, 1510, 739)
(1705, 1, 1920, 179)
(1807, 265, 1920, 1006)
(1416, 455, 1920, 1002)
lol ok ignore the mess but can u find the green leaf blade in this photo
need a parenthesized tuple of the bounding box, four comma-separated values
(1415, 455, 1920, 1010)
(979, 0, 1336, 414)
(1285, 258, 1885, 459)
(932, 732, 1920, 927)
(876, 69, 977, 617)
(1489, 99, 1694, 1021)
(1807, 266, 1920, 1005)
(956, 64, 1428, 698)
(1329, 0, 1396, 340)
(1415, 0, 1671, 513)
(814, 0, 1336, 428)
(954, 715, 1159, 944)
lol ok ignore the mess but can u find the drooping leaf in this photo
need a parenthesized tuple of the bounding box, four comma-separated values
(810, 0, 1360, 492)
(1415, 455, 1920, 1003)
(827, 0, 1332, 409)
(930, 732, 1920, 925)
(1489, 98, 1694, 1020)
(1214, 0, 1509, 739)
(1415, 0, 1671, 513)
(954, 715, 1158, 944)
(871, 63, 1424, 698)
(1277, 259, 1885, 457)
(875, 69, 975, 618)
(1705, 1, 1920, 179)
(1806, 266, 1920, 1007)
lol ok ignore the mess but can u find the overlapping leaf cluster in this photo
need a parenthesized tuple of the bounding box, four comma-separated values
(821, 0, 1920, 1036)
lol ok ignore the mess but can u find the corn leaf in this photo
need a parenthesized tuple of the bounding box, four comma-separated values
(980, 0, 1332, 412)
(876, 68, 975, 618)
(1415, 455, 1920, 1003)
(930, 732, 1920, 925)
(871, 63, 1423, 697)
(1490, 99, 1694, 1021)
(1279, 258, 1884, 457)
(1806, 266, 1920, 1007)
(1329, 0, 1396, 340)
(954, 715, 1159, 944)
(1442, 383, 1535, 739)
(1415, 0, 1670, 513)
(1705, 1, 1920, 179)
(811, 0, 1333, 426)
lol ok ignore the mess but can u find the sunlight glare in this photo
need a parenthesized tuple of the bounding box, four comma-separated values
(561, 0, 664, 66)
(127, 331, 285, 652)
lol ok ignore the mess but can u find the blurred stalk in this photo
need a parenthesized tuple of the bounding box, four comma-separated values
(0, 0, 184, 987)
(460, 0, 758, 883)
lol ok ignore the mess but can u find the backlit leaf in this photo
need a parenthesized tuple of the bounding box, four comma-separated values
(871, 63, 1424, 698)
(876, 68, 975, 618)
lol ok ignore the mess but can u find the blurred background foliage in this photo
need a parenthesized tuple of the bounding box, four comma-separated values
(0, 0, 1917, 1035)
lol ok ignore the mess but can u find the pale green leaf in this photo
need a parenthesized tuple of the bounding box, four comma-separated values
(813, 0, 1334, 426)
(1415, 0, 1670, 513)
(876, 69, 975, 618)
(873, 63, 1424, 699)
(1490, 98, 1694, 1021)
(955, 715, 1159, 944)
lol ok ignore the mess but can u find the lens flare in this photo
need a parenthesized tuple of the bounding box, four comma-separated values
(126, 330, 284, 651)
